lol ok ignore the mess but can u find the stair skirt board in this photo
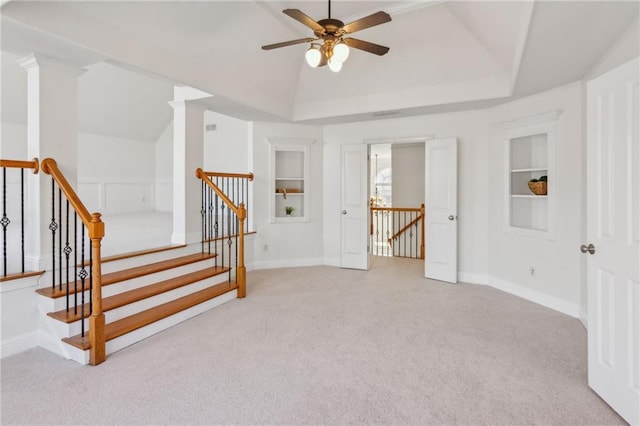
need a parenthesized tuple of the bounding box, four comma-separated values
(55, 288, 238, 364)
(45, 273, 231, 337)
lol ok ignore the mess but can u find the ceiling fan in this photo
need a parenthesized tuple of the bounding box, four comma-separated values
(261, 0, 392, 72)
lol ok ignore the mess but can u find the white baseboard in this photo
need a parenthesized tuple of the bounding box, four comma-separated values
(323, 257, 341, 267)
(487, 276, 580, 318)
(1, 332, 38, 358)
(252, 257, 324, 270)
(579, 307, 587, 330)
(458, 272, 489, 285)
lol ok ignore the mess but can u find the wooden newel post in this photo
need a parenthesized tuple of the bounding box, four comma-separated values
(237, 203, 247, 298)
(420, 203, 425, 260)
(89, 212, 106, 365)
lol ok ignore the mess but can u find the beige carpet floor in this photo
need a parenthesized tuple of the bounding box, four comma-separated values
(1, 257, 625, 425)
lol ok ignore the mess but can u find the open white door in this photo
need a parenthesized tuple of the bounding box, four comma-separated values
(341, 144, 370, 270)
(425, 138, 458, 283)
(586, 57, 640, 425)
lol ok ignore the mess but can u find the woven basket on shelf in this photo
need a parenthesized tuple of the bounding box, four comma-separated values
(528, 181, 547, 196)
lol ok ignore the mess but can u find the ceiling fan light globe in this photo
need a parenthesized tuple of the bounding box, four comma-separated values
(333, 43, 350, 63)
(328, 58, 343, 72)
(305, 47, 322, 67)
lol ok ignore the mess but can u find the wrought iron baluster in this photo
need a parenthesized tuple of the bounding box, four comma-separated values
(58, 188, 62, 291)
(50, 178, 57, 290)
(214, 183, 219, 269)
(1, 167, 7, 277)
(207, 187, 216, 254)
(80, 225, 86, 337)
(21, 169, 25, 273)
(64, 200, 70, 312)
(74, 212, 78, 315)
(201, 180, 205, 255)
(89, 242, 93, 320)
(403, 211, 407, 258)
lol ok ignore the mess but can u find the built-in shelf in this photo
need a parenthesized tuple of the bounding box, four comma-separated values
(268, 138, 314, 222)
(498, 111, 560, 239)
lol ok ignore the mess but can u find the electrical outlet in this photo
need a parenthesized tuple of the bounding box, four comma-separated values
(263, 244, 269, 252)
(530, 267, 535, 277)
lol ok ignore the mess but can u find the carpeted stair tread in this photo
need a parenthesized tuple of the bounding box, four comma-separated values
(62, 281, 237, 350)
(48, 266, 230, 323)
(36, 253, 216, 299)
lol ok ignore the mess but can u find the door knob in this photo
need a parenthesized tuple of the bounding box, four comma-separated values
(580, 243, 596, 255)
(448, 215, 455, 221)
(341, 210, 347, 215)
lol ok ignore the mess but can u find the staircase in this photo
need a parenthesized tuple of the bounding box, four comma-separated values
(1, 156, 253, 365)
(37, 245, 237, 364)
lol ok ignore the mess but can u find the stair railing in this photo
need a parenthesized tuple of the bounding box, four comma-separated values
(0, 158, 40, 280)
(41, 158, 106, 365)
(370, 203, 425, 259)
(196, 169, 252, 298)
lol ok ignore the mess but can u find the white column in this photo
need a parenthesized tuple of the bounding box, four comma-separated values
(18, 54, 85, 270)
(169, 100, 206, 244)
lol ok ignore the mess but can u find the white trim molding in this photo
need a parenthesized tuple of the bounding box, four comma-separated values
(487, 276, 580, 318)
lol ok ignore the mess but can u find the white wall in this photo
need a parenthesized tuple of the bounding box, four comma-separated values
(487, 82, 583, 316)
(251, 122, 324, 268)
(77, 132, 156, 214)
(0, 121, 27, 159)
(154, 121, 173, 212)
(203, 111, 251, 173)
(323, 110, 490, 279)
(391, 143, 425, 208)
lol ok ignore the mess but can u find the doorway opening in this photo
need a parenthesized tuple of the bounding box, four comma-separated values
(369, 142, 425, 260)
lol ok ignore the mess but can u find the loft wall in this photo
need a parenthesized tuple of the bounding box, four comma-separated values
(487, 82, 583, 317)
(251, 121, 324, 269)
(323, 109, 490, 279)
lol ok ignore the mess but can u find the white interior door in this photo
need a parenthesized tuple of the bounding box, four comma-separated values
(586, 57, 640, 425)
(341, 144, 369, 270)
(424, 138, 458, 283)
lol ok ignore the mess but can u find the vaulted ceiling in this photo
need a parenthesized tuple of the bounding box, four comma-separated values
(1, 1, 638, 138)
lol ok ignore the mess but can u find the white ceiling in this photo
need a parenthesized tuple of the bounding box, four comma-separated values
(1, 1, 638, 140)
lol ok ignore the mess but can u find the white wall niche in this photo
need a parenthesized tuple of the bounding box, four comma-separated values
(497, 110, 561, 239)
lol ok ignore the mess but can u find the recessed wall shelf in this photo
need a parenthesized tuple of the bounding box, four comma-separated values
(497, 111, 561, 239)
(267, 138, 314, 223)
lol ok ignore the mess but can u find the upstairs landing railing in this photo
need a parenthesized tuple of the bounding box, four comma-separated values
(40, 159, 106, 365)
(1, 158, 40, 281)
(196, 169, 253, 298)
(370, 203, 425, 259)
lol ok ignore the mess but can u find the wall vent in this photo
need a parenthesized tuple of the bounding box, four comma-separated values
(206, 124, 217, 131)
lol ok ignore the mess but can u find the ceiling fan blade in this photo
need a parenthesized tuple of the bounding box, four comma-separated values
(262, 38, 317, 50)
(283, 9, 324, 32)
(343, 38, 390, 56)
(341, 11, 391, 34)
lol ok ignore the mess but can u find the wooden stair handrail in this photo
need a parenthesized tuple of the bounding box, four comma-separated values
(41, 158, 103, 237)
(201, 171, 254, 181)
(40, 157, 106, 365)
(370, 206, 422, 213)
(196, 168, 245, 219)
(388, 214, 423, 243)
(196, 168, 247, 298)
(0, 158, 40, 173)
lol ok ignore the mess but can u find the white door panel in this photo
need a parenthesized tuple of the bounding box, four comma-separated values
(341, 144, 369, 270)
(586, 57, 640, 425)
(425, 138, 458, 283)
